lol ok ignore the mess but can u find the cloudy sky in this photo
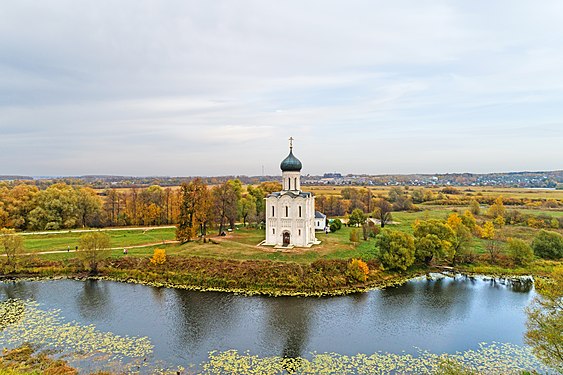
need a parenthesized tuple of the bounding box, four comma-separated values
(1, 1, 562, 176)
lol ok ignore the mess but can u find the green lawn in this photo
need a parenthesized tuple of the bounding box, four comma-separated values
(22, 227, 176, 253)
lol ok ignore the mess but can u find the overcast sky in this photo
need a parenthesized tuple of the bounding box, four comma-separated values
(1, 1, 562, 177)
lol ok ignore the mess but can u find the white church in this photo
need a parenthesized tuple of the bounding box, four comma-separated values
(264, 138, 320, 248)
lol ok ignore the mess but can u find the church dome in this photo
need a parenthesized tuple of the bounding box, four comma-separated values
(280, 149, 302, 172)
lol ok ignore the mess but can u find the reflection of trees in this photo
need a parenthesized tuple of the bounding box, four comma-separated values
(262, 296, 312, 359)
(0, 281, 38, 301)
(172, 290, 239, 351)
(77, 279, 112, 320)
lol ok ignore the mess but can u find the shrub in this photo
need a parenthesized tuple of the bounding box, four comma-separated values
(349, 229, 360, 243)
(347, 258, 369, 282)
(333, 218, 342, 230)
(507, 238, 534, 266)
(150, 248, 167, 265)
(329, 223, 338, 233)
(532, 230, 563, 260)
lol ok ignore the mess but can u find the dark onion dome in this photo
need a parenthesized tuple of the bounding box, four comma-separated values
(280, 149, 302, 171)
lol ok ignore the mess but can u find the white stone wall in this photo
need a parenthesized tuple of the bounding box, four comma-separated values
(264, 193, 316, 247)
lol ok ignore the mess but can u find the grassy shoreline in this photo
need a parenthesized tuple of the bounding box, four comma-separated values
(2, 255, 559, 297)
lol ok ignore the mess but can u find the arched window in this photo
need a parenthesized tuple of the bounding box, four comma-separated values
(294, 178, 297, 189)
(272, 206, 275, 217)
(288, 178, 291, 190)
(285, 206, 289, 217)
(299, 206, 302, 217)
(298, 229, 301, 236)
(273, 228, 275, 235)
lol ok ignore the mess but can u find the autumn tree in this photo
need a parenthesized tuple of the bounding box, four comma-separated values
(487, 196, 506, 219)
(103, 188, 123, 227)
(150, 248, 167, 265)
(445, 213, 473, 265)
(0, 228, 24, 272)
(77, 232, 111, 274)
(372, 198, 393, 228)
(76, 187, 103, 227)
(481, 221, 500, 263)
(525, 266, 563, 372)
(469, 199, 480, 215)
(376, 229, 415, 271)
(176, 179, 212, 243)
(212, 180, 241, 234)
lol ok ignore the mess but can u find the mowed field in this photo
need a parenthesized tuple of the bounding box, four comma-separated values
(18, 186, 563, 263)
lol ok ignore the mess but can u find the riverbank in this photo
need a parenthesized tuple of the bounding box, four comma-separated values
(2, 255, 561, 297)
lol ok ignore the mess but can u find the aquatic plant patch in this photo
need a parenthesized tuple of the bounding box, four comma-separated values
(199, 343, 553, 375)
(0, 299, 153, 363)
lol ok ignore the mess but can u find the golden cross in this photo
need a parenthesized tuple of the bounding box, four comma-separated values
(289, 136, 294, 150)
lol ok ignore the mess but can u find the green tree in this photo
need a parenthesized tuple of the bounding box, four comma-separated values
(247, 185, 266, 224)
(376, 229, 415, 271)
(238, 195, 256, 227)
(413, 219, 455, 264)
(525, 266, 563, 372)
(0, 228, 24, 272)
(507, 238, 534, 266)
(27, 183, 79, 230)
(348, 208, 366, 227)
(77, 232, 111, 274)
(532, 230, 563, 260)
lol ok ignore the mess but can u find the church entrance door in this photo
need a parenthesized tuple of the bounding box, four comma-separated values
(283, 231, 290, 246)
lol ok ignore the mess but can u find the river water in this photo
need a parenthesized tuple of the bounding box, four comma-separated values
(0, 275, 535, 369)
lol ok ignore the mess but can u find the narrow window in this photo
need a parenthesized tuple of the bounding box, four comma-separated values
(272, 206, 275, 217)
(273, 228, 275, 235)
(298, 229, 301, 236)
(299, 206, 302, 217)
(288, 178, 291, 190)
(285, 206, 289, 217)
(294, 177, 297, 189)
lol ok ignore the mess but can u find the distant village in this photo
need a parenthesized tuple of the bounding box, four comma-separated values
(1, 170, 562, 189)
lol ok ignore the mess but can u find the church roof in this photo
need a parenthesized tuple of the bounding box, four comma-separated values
(267, 191, 312, 199)
(315, 211, 326, 219)
(280, 149, 302, 172)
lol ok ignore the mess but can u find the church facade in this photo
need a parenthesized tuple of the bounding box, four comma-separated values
(264, 139, 319, 248)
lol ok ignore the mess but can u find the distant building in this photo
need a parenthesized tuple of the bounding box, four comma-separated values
(264, 138, 319, 248)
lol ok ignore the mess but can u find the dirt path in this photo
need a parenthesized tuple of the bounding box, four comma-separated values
(2, 240, 181, 257)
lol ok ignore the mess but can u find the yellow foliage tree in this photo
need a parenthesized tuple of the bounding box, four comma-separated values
(481, 221, 495, 240)
(348, 258, 369, 282)
(487, 196, 506, 219)
(493, 215, 505, 228)
(150, 248, 166, 265)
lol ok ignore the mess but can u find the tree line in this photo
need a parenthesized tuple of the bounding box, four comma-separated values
(0, 180, 282, 232)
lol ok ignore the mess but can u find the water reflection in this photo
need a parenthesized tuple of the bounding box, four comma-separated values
(263, 296, 312, 359)
(76, 279, 112, 320)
